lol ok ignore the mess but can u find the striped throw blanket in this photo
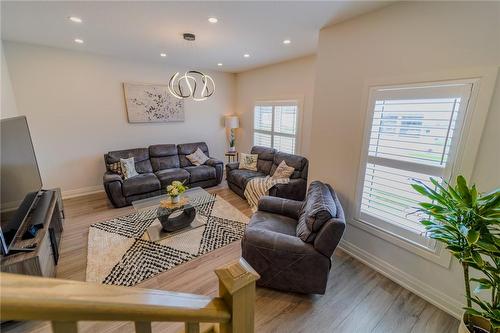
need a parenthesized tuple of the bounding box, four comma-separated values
(244, 176, 290, 211)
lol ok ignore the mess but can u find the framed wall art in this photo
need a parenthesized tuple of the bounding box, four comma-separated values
(123, 83, 184, 123)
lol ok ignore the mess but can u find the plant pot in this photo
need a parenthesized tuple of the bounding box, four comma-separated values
(228, 146, 236, 153)
(170, 195, 180, 204)
(459, 313, 493, 333)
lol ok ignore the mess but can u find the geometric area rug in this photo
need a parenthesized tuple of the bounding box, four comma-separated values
(85, 194, 248, 287)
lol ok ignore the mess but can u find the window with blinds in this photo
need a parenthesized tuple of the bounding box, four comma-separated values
(357, 82, 473, 245)
(254, 101, 298, 154)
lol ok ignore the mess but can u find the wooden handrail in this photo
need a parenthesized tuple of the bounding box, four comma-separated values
(0, 258, 259, 333)
(0, 272, 230, 322)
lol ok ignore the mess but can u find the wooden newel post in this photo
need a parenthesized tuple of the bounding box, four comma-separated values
(215, 258, 260, 333)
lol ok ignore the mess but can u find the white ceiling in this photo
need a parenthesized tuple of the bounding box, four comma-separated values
(1, 1, 389, 73)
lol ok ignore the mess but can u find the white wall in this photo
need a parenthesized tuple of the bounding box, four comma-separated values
(1, 42, 18, 118)
(235, 55, 316, 157)
(309, 1, 500, 317)
(473, 76, 500, 192)
(4, 41, 235, 196)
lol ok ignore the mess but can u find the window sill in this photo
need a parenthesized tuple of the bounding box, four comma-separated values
(350, 217, 452, 268)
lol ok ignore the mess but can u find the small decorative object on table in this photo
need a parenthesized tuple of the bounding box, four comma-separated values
(157, 180, 192, 232)
(166, 180, 187, 204)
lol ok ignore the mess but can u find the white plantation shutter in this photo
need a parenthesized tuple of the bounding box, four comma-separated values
(253, 101, 298, 154)
(357, 82, 473, 244)
(254, 105, 273, 147)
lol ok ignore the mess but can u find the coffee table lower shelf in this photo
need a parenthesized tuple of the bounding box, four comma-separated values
(145, 216, 206, 242)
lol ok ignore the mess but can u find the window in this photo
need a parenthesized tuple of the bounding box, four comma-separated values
(356, 81, 473, 248)
(253, 101, 299, 154)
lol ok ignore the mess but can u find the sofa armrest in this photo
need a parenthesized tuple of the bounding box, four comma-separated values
(103, 171, 123, 184)
(225, 162, 239, 172)
(258, 196, 302, 220)
(103, 171, 127, 208)
(269, 178, 307, 201)
(243, 227, 318, 255)
(204, 158, 223, 185)
(205, 157, 223, 167)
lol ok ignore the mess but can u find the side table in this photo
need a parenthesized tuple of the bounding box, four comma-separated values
(225, 152, 238, 163)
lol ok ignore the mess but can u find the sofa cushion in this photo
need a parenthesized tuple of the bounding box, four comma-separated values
(106, 161, 123, 177)
(271, 151, 307, 179)
(149, 144, 180, 171)
(120, 157, 139, 179)
(155, 168, 190, 187)
(251, 146, 276, 175)
(271, 161, 295, 180)
(122, 173, 160, 197)
(239, 153, 258, 171)
(178, 142, 210, 168)
(248, 211, 297, 236)
(227, 169, 266, 189)
(184, 165, 216, 183)
(106, 148, 153, 174)
(186, 148, 209, 166)
(296, 181, 337, 243)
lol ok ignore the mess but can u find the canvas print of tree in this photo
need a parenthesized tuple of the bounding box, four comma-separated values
(124, 83, 185, 123)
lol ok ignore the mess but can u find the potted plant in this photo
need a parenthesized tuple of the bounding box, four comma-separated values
(412, 176, 499, 333)
(166, 180, 188, 204)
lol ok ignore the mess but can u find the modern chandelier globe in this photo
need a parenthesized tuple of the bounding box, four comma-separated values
(168, 33, 216, 101)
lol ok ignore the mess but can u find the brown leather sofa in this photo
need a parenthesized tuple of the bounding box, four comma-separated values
(226, 146, 309, 201)
(241, 181, 346, 294)
(103, 142, 223, 207)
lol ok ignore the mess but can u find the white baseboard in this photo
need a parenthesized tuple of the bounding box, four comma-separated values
(339, 239, 462, 319)
(62, 185, 104, 199)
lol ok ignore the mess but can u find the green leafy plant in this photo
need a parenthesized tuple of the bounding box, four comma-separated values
(412, 176, 499, 332)
(166, 180, 188, 197)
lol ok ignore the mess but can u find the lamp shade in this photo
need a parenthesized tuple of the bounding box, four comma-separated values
(225, 116, 239, 129)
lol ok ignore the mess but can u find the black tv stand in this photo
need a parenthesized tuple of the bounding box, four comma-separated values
(1, 188, 64, 276)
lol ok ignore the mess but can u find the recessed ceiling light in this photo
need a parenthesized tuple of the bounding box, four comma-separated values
(217, 63, 223, 66)
(160, 53, 167, 57)
(68, 16, 82, 23)
(283, 39, 291, 44)
(243, 54, 250, 58)
(74, 38, 84, 44)
(208, 17, 218, 23)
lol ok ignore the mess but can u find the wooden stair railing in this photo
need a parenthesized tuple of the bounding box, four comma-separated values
(0, 258, 259, 333)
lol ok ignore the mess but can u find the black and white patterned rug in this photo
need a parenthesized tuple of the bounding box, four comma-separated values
(86, 194, 248, 286)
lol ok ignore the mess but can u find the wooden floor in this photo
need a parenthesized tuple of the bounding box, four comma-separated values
(3, 183, 459, 333)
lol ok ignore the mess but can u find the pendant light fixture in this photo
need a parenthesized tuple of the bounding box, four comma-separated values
(168, 33, 215, 101)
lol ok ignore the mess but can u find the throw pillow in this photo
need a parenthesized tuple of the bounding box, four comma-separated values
(239, 153, 258, 171)
(106, 161, 123, 176)
(271, 160, 294, 180)
(186, 148, 209, 166)
(296, 181, 337, 243)
(120, 157, 139, 179)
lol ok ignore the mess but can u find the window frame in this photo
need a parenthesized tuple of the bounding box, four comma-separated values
(354, 78, 483, 267)
(253, 99, 302, 154)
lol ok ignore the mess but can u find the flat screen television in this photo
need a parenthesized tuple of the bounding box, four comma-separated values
(1, 116, 43, 255)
